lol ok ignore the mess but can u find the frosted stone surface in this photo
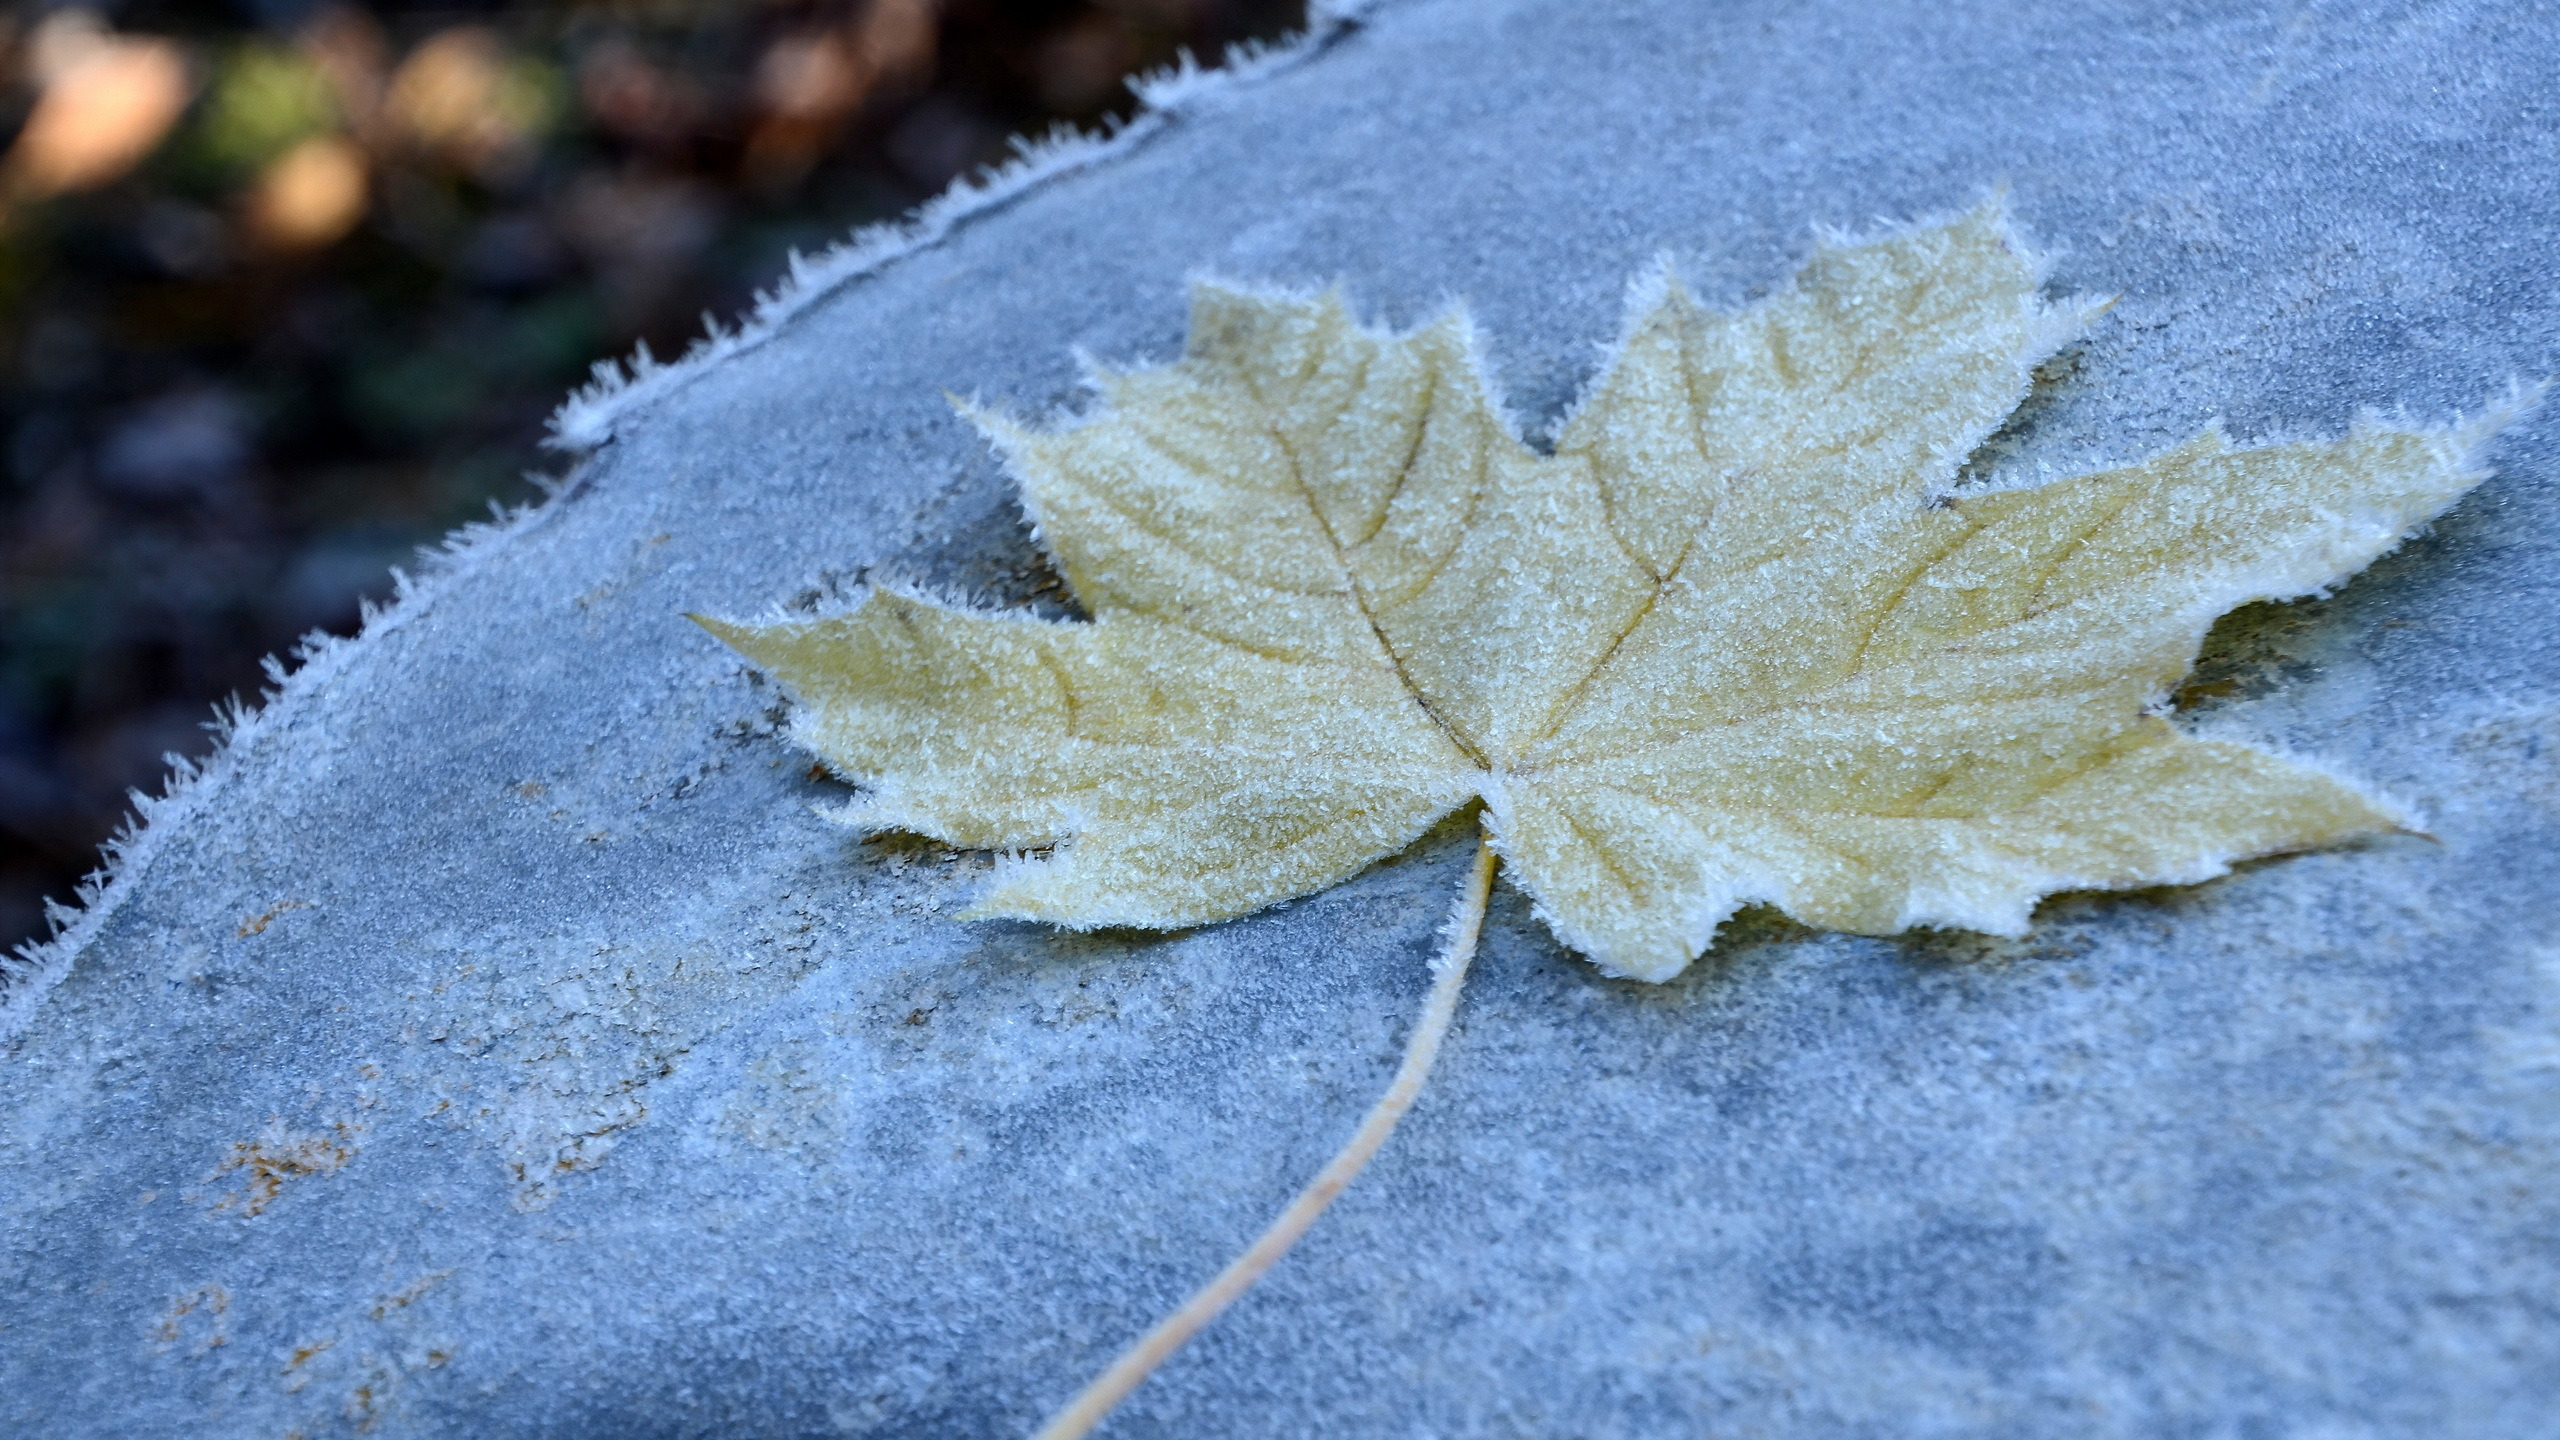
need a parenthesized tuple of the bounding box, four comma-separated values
(5, 1, 2557, 1434)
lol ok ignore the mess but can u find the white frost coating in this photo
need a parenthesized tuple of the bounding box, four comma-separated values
(546, 1, 1382, 453)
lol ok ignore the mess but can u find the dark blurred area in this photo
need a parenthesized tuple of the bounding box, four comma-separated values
(0, 0, 1302, 952)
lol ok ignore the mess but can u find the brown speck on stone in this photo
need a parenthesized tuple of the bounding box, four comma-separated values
(236, 899, 312, 938)
(211, 1121, 356, 1216)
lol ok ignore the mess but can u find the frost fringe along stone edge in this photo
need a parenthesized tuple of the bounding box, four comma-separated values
(0, 2, 1379, 1045)
(546, 1, 1380, 452)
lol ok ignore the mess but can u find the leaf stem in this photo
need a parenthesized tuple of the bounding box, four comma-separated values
(1033, 831, 1501, 1440)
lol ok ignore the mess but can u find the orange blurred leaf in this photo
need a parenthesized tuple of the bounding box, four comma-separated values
(6, 16, 192, 197)
(246, 135, 367, 250)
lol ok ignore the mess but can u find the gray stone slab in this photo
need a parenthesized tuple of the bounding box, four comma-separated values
(6, 0, 2559, 1434)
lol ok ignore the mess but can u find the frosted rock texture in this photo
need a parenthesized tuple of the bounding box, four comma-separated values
(5, 1, 2558, 1435)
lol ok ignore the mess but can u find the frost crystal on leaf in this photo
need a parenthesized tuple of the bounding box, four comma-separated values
(706, 202, 2498, 981)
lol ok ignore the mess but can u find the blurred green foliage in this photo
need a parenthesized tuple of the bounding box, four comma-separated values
(192, 43, 339, 176)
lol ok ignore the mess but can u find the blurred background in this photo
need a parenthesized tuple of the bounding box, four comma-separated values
(0, 0, 1302, 953)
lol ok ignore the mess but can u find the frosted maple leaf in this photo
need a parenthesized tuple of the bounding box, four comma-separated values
(706, 202, 2489, 983)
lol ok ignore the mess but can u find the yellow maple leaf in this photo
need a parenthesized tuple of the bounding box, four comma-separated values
(705, 201, 2488, 983)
